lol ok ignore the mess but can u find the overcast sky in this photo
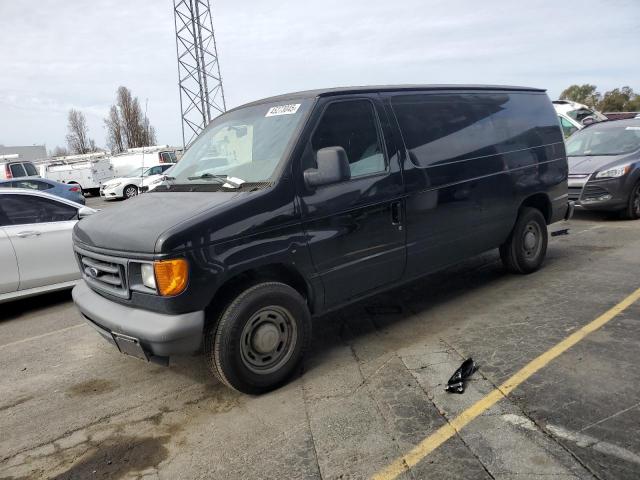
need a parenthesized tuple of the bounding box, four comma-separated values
(1, 0, 638, 152)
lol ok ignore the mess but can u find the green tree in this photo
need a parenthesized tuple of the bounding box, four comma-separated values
(559, 84, 600, 108)
(597, 86, 640, 112)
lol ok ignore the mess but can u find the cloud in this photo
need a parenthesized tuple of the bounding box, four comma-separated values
(0, 0, 638, 150)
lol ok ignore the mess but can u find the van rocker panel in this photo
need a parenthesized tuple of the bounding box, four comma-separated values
(72, 280, 204, 356)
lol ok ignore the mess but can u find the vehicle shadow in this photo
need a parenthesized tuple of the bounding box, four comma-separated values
(571, 209, 634, 222)
(1, 289, 73, 323)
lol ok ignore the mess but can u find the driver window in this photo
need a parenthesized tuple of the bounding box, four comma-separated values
(312, 100, 386, 178)
(559, 117, 578, 138)
(0, 195, 77, 225)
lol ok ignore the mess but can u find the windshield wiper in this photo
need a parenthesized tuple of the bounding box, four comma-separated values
(186, 173, 243, 188)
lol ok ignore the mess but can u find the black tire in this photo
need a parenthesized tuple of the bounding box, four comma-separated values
(204, 282, 311, 395)
(621, 181, 640, 220)
(500, 207, 548, 274)
(123, 185, 138, 199)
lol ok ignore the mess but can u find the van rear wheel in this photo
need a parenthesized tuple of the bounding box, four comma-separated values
(500, 207, 548, 274)
(204, 282, 311, 394)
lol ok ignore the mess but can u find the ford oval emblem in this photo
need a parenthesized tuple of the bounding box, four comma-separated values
(86, 267, 100, 278)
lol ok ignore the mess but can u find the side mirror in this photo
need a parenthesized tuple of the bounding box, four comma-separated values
(78, 206, 95, 219)
(303, 146, 351, 188)
(581, 116, 596, 126)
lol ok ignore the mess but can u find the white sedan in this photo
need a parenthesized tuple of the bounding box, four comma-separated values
(0, 189, 95, 303)
(100, 163, 175, 200)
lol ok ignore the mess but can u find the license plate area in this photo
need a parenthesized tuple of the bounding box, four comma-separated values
(113, 333, 148, 361)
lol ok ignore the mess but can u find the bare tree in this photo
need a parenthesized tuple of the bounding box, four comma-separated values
(66, 109, 97, 154)
(104, 86, 157, 153)
(104, 105, 124, 153)
(51, 145, 69, 157)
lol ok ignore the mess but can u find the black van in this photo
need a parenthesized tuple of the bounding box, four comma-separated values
(72, 85, 571, 394)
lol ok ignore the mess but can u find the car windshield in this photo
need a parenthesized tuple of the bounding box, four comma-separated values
(566, 124, 640, 156)
(168, 99, 312, 186)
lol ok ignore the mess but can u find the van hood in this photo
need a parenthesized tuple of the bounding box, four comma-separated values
(568, 154, 631, 175)
(74, 191, 242, 253)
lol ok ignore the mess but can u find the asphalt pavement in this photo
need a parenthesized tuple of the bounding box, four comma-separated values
(1, 208, 639, 479)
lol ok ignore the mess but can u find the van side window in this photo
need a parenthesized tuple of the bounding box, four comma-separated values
(312, 100, 386, 178)
(392, 93, 559, 169)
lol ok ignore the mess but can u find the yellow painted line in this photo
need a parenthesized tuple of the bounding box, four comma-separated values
(0, 324, 86, 350)
(372, 287, 640, 480)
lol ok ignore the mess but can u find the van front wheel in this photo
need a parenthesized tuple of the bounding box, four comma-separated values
(500, 207, 548, 274)
(204, 282, 311, 394)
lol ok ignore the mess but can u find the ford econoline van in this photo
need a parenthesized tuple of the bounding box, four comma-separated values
(72, 85, 572, 394)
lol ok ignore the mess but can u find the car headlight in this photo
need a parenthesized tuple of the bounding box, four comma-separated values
(140, 263, 157, 290)
(106, 182, 121, 188)
(595, 164, 631, 179)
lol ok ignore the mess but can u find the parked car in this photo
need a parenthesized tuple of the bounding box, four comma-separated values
(566, 118, 640, 218)
(100, 163, 175, 199)
(140, 164, 177, 193)
(0, 157, 39, 179)
(553, 100, 607, 138)
(0, 189, 95, 303)
(0, 177, 86, 204)
(72, 85, 571, 394)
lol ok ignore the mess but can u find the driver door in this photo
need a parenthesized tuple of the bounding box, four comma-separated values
(297, 97, 406, 308)
(0, 194, 79, 290)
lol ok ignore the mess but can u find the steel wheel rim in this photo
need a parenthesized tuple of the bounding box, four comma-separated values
(125, 186, 137, 198)
(240, 306, 297, 375)
(522, 221, 542, 258)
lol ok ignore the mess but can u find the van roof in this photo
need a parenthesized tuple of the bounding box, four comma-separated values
(237, 84, 546, 110)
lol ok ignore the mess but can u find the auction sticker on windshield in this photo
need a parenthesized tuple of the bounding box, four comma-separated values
(265, 104, 301, 117)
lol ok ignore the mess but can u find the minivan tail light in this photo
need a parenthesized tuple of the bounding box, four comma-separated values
(69, 186, 80, 192)
(154, 259, 189, 296)
(5, 165, 12, 179)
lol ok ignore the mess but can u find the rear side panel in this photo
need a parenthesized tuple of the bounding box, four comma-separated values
(388, 90, 566, 277)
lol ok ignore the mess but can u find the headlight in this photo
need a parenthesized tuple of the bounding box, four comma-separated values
(106, 182, 121, 188)
(140, 263, 156, 290)
(595, 164, 631, 179)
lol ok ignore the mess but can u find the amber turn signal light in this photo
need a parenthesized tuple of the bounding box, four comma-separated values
(153, 259, 189, 296)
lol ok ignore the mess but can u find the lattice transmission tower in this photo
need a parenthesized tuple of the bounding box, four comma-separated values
(173, 0, 226, 147)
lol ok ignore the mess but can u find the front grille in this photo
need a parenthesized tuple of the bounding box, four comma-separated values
(582, 184, 610, 201)
(568, 186, 583, 201)
(77, 249, 129, 298)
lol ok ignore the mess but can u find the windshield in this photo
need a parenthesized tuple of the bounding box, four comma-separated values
(168, 99, 312, 185)
(566, 107, 606, 123)
(566, 125, 640, 156)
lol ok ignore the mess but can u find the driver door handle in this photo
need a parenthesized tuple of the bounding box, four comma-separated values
(16, 231, 41, 238)
(391, 201, 403, 229)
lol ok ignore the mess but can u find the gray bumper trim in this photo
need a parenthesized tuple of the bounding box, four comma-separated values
(72, 281, 204, 357)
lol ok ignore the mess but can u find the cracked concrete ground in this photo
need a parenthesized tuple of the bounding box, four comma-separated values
(1, 208, 640, 479)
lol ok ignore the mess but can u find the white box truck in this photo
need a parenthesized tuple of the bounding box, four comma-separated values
(40, 153, 113, 196)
